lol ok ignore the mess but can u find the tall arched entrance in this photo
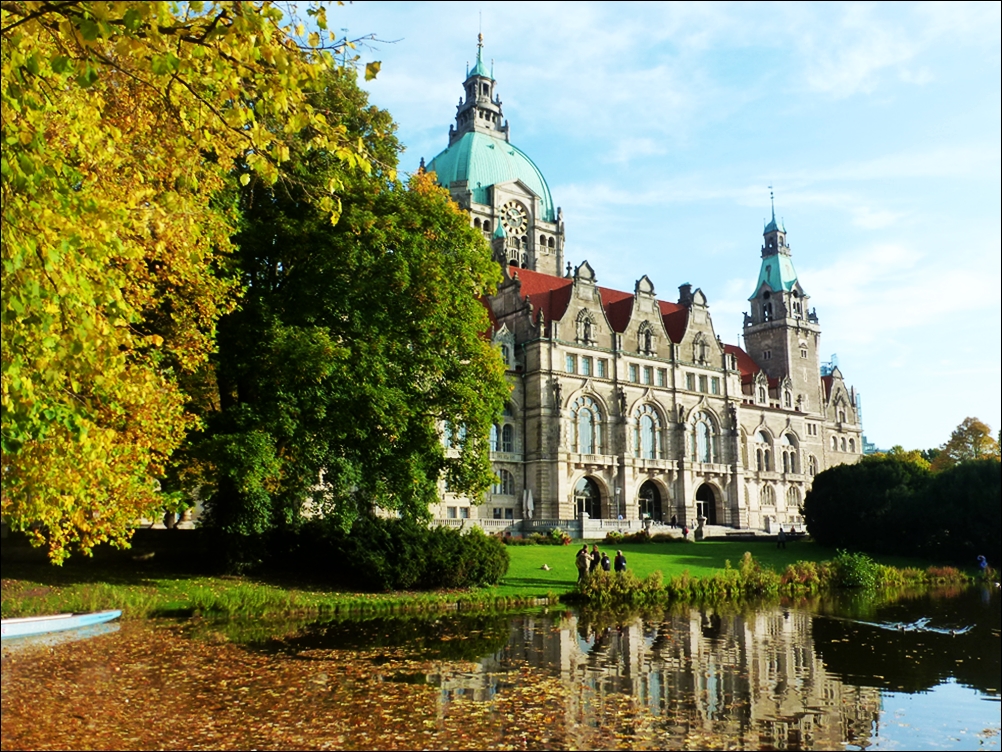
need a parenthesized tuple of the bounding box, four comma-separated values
(574, 476, 602, 520)
(695, 484, 717, 525)
(638, 481, 662, 521)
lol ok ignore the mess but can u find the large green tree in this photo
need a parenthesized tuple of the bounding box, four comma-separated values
(192, 69, 509, 550)
(803, 454, 932, 554)
(1, 1, 368, 561)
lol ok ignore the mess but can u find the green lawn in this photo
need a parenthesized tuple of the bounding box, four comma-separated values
(491, 539, 937, 598)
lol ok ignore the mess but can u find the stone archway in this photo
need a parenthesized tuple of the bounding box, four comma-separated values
(695, 483, 718, 525)
(638, 480, 662, 522)
(574, 476, 602, 520)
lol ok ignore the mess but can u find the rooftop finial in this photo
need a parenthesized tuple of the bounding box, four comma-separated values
(769, 185, 775, 222)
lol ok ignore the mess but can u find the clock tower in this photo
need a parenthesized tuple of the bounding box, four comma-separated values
(426, 35, 565, 276)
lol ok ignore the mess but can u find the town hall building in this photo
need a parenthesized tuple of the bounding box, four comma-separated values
(428, 38, 863, 531)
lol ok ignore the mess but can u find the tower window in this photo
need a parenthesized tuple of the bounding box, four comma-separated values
(801, 348, 808, 359)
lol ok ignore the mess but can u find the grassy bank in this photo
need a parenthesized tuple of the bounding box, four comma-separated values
(0, 560, 554, 620)
(491, 539, 945, 598)
(1, 539, 971, 619)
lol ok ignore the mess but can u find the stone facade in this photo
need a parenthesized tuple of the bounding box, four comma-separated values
(429, 41, 862, 530)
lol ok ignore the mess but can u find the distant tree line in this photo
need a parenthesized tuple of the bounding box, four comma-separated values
(804, 418, 1001, 566)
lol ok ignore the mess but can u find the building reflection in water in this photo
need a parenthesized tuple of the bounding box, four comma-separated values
(437, 606, 882, 749)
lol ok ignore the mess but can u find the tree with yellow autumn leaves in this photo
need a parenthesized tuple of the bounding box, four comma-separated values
(1, 2, 377, 561)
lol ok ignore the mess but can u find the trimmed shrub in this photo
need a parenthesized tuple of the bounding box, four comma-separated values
(830, 550, 880, 589)
(273, 517, 509, 591)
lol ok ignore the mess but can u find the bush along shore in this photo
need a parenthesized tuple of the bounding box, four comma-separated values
(2, 549, 973, 621)
(567, 551, 972, 606)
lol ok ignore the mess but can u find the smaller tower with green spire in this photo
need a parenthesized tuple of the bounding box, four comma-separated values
(743, 192, 824, 414)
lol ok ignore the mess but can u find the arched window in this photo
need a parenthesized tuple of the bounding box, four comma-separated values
(500, 344, 510, 367)
(755, 431, 771, 471)
(539, 234, 546, 246)
(784, 391, 792, 408)
(474, 218, 482, 230)
(758, 386, 767, 403)
(848, 438, 856, 453)
(502, 424, 514, 453)
(692, 411, 719, 463)
(492, 469, 515, 496)
(483, 220, 492, 233)
(831, 436, 838, 451)
(572, 396, 602, 455)
(781, 434, 798, 474)
(633, 404, 662, 460)
(808, 455, 818, 476)
(786, 486, 801, 508)
(840, 437, 847, 452)
(548, 236, 555, 248)
(443, 422, 453, 449)
(490, 423, 501, 452)
(761, 485, 776, 506)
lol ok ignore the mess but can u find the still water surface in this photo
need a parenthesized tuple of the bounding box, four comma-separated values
(2, 585, 999, 750)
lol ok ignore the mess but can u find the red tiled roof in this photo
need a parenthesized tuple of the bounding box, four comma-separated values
(821, 374, 833, 399)
(479, 295, 500, 334)
(507, 267, 573, 333)
(658, 299, 688, 343)
(724, 343, 762, 385)
(599, 286, 633, 333)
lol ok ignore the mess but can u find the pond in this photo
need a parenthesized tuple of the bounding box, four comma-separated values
(2, 585, 998, 750)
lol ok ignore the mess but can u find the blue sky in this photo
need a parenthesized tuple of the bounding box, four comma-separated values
(330, 1, 1001, 451)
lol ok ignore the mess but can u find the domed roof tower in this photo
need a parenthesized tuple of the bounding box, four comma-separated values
(426, 35, 564, 275)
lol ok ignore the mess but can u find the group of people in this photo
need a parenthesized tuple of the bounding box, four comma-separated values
(575, 543, 627, 582)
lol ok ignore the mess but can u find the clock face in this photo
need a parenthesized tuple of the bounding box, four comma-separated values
(500, 200, 528, 235)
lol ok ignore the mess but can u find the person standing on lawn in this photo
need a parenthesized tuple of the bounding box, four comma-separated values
(614, 550, 627, 573)
(575, 545, 590, 582)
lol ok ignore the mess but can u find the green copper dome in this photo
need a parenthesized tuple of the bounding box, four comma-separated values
(750, 254, 799, 298)
(427, 132, 556, 222)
